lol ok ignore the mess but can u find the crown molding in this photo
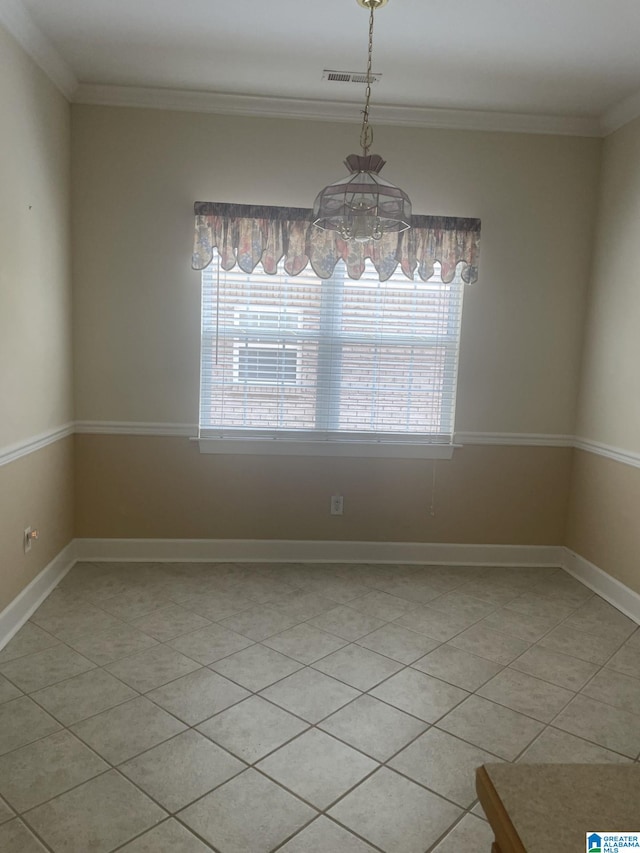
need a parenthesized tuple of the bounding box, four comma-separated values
(1, 0, 637, 138)
(73, 83, 602, 138)
(0, 0, 77, 99)
(600, 89, 640, 136)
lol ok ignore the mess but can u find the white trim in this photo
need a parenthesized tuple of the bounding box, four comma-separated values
(573, 437, 640, 471)
(1, 0, 636, 138)
(455, 431, 574, 447)
(197, 437, 454, 459)
(3, 539, 638, 654)
(71, 539, 640, 626)
(600, 89, 640, 136)
(73, 84, 602, 138)
(0, 423, 75, 468)
(75, 423, 575, 449)
(0, 542, 77, 650)
(75, 421, 197, 438)
(562, 549, 640, 625)
(7, 421, 640, 473)
(0, 0, 77, 99)
(74, 537, 565, 567)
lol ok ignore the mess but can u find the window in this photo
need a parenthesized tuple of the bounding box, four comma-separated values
(199, 254, 465, 456)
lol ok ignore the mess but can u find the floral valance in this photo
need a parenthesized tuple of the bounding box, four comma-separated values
(192, 201, 480, 284)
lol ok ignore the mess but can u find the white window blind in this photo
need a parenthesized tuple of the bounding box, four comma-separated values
(199, 254, 465, 447)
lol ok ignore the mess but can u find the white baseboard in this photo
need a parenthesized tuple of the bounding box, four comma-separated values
(73, 537, 565, 567)
(3, 539, 637, 652)
(562, 549, 640, 625)
(0, 542, 77, 651)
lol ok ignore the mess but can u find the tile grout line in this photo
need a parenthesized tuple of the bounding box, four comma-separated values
(2, 561, 639, 852)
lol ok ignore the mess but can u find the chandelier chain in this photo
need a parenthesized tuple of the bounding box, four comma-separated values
(312, 0, 411, 241)
(359, 2, 375, 156)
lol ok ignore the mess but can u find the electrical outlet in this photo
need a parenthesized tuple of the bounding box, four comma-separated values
(330, 495, 344, 516)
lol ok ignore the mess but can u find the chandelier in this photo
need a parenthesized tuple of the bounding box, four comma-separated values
(313, 0, 411, 243)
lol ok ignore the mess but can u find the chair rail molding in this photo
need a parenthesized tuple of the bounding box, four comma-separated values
(0, 423, 75, 468)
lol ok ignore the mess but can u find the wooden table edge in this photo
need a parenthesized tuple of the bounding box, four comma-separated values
(476, 765, 528, 853)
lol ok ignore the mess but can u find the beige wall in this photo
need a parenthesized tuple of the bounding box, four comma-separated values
(568, 115, 640, 594)
(0, 438, 75, 611)
(2, 19, 640, 610)
(0, 26, 73, 447)
(567, 450, 640, 596)
(575, 116, 640, 453)
(75, 435, 571, 545)
(71, 105, 601, 436)
(0, 24, 74, 609)
(69, 105, 600, 544)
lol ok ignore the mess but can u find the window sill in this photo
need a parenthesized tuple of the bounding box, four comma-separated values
(196, 438, 455, 459)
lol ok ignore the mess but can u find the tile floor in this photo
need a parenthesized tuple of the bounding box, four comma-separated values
(0, 560, 639, 852)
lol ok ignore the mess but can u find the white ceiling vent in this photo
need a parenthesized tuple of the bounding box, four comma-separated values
(322, 70, 381, 84)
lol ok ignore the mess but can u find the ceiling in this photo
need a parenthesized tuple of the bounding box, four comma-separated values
(6, 0, 640, 135)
